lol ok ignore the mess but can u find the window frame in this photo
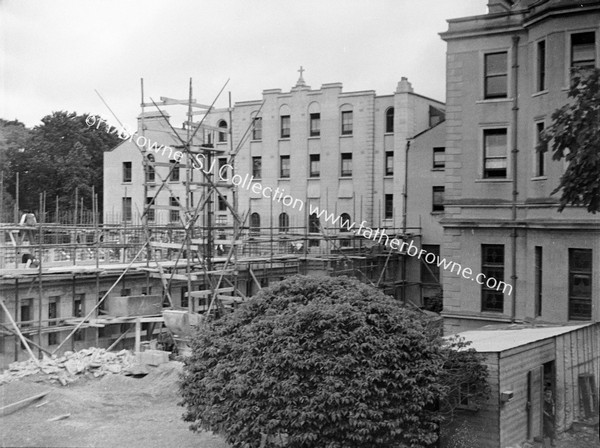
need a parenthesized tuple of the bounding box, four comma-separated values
(385, 151, 394, 176)
(433, 147, 446, 170)
(481, 244, 505, 313)
(217, 120, 228, 143)
(279, 155, 290, 178)
(169, 196, 180, 223)
(536, 39, 547, 92)
(146, 197, 155, 222)
(309, 154, 320, 178)
(483, 128, 508, 179)
(122, 197, 132, 222)
(341, 110, 353, 136)
(252, 116, 262, 141)
(568, 248, 592, 321)
(340, 153, 352, 177)
(483, 51, 508, 99)
(570, 31, 596, 71)
(169, 159, 180, 182)
(384, 194, 393, 220)
(534, 121, 546, 178)
(252, 156, 262, 179)
(385, 107, 394, 134)
(432, 186, 445, 212)
(122, 161, 132, 183)
(534, 246, 542, 317)
(309, 113, 321, 137)
(278, 212, 289, 233)
(280, 115, 291, 139)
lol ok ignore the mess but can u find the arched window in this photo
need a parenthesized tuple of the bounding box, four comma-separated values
(250, 212, 261, 231)
(218, 120, 228, 143)
(385, 107, 394, 133)
(279, 212, 289, 232)
(340, 213, 351, 232)
(309, 213, 320, 233)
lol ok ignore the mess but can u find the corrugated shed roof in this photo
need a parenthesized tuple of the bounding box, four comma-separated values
(446, 323, 594, 353)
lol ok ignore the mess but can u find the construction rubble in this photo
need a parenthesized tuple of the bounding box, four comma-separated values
(0, 347, 138, 386)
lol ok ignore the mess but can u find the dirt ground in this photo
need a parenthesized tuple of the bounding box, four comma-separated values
(1, 361, 230, 448)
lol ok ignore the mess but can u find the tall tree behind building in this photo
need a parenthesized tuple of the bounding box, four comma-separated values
(2, 111, 120, 222)
(539, 68, 600, 213)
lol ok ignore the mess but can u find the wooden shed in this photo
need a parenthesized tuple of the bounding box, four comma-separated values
(442, 323, 599, 447)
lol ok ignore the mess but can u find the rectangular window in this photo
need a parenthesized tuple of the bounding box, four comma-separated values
(122, 162, 132, 183)
(481, 244, 505, 312)
(146, 197, 155, 222)
(534, 246, 542, 317)
(433, 147, 446, 169)
(73, 294, 84, 318)
(341, 153, 352, 177)
(310, 113, 321, 137)
(384, 194, 393, 219)
(483, 128, 508, 179)
(341, 111, 353, 135)
(280, 155, 290, 178)
(309, 154, 320, 177)
(421, 245, 441, 284)
(146, 163, 155, 183)
(252, 117, 262, 141)
(20, 299, 32, 327)
(218, 157, 228, 180)
(569, 248, 592, 320)
(535, 122, 546, 177)
(169, 159, 180, 182)
(484, 51, 508, 99)
(280, 115, 290, 138)
(432, 186, 445, 212)
(537, 40, 546, 91)
(385, 151, 394, 176)
(48, 296, 59, 346)
(571, 32, 596, 70)
(170, 197, 180, 223)
(122, 197, 132, 222)
(218, 194, 228, 212)
(252, 156, 262, 179)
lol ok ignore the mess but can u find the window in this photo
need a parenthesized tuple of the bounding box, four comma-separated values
(385, 108, 394, 133)
(535, 122, 546, 177)
(309, 213, 320, 233)
(483, 129, 508, 179)
(280, 115, 290, 138)
(169, 159, 180, 182)
(146, 154, 155, 183)
(252, 116, 262, 141)
(218, 120, 227, 143)
(537, 40, 546, 91)
(20, 299, 32, 327)
(385, 151, 394, 176)
(122, 162, 132, 183)
(218, 194, 228, 212)
(48, 296, 59, 345)
(170, 197, 180, 223)
(310, 113, 320, 137)
(218, 157, 228, 180)
(73, 294, 84, 318)
(433, 147, 446, 169)
(341, 111, 353, 135)
(432, 186, 445, 212)
(122, 197, 132, 222)
(429, 106, 445, 128)
(309, 154, 320, 177)
(481, 244, 504, 312)
(121, 288, 131, 297)
(421, 245, 440, 284)
(341, 153, 352, 177)
(484, 51, 508, 99)
(141, 286, 152, 295)
(385, 194, 393, 219)
(252, 156, 262, 179)
(181, 287, 189, 309)
(279, 213, 289, 232)
(146, 197, 155, 222)
(340, 213, 351, 232)
(250, 212, 261, 232)
(280, 155, 290, 178)
(569, 249, 592, 320)
(571, 32, 596, 70)
(534, 246, 542, 317)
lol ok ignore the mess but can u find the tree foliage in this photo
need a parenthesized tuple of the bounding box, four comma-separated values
(1, 111, 120, 218)
(180, 275, 489, 448)
(538, 68, 600, 213)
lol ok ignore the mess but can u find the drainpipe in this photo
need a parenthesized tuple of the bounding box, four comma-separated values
(510, 35, 520, 322)
(402, 139, 412, 304)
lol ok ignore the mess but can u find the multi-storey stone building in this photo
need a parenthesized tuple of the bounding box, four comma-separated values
(440, 0, 600, 333)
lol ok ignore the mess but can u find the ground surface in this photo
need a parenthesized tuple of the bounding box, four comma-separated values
(1, 361, 229, 448)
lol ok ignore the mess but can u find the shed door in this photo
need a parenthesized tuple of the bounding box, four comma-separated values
(527, 366, 543, 440)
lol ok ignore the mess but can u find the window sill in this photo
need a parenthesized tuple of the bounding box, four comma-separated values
(384, 175, 393, 179)
(476, 98, 513, 104)
(308, 135, 320, 139)
(250, 139, 262, 143)
(339, 134, 353, 138)
(431, 211, 444, 215)
(279, 137, 291, 141)
(531, 90, 548, 98)
(278, 177, 291, 181)
(384, 132, 394, 136)
(339, 176, 353, 179)
(474, 178, 512, 183)
(308, 176, 320, 179)
(431, 168, 445, 172)
(531, 176, 547, 181)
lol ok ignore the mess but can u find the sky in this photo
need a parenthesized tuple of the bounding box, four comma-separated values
(0, 0, 486, 129)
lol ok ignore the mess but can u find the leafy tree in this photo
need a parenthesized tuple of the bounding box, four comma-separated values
(180, 275, 489, 448)
(538, 68, 600, 213)
(0, 119, 31, 221)
(2, 111, 120, 219)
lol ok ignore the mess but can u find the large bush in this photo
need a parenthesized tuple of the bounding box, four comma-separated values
(180, 275, 480, 447)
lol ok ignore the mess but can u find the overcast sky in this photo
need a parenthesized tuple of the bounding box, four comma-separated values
(1, 0, 486, 129)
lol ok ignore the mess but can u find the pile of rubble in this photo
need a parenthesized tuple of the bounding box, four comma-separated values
(0, 347, 136, 386)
